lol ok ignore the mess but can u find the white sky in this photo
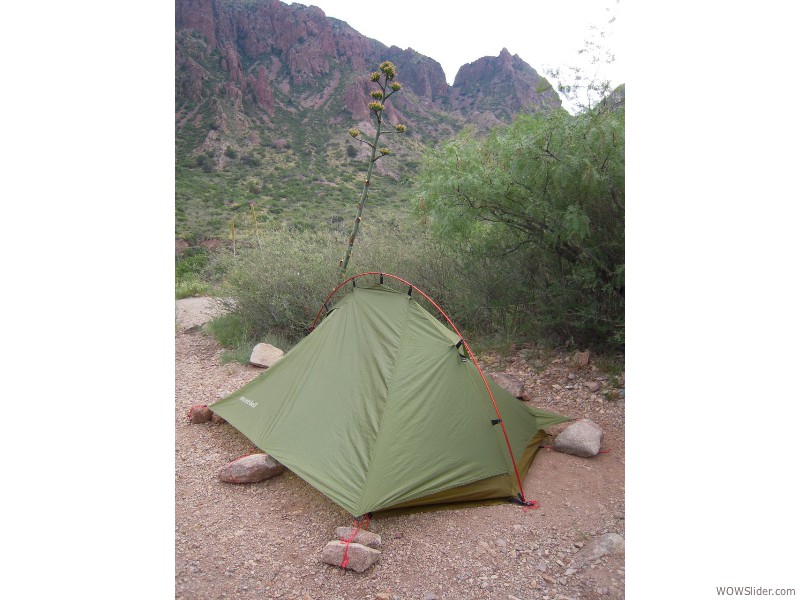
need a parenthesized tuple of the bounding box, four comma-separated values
(301, 0, 623, 93)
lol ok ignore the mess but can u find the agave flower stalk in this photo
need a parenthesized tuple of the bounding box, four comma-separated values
(338, 61, 406, 282)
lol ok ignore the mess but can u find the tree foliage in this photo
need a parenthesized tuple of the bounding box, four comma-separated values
(415, 102, 624, 348)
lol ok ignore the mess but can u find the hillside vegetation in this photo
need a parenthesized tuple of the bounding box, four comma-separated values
(178, 80, 624, 353)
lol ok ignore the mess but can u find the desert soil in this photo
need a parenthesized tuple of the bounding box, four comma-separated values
(175, 299, 625, 600)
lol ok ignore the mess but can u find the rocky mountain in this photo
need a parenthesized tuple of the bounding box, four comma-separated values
(175, 0, 563, 240)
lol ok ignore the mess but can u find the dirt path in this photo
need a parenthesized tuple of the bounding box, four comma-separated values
(175, 317, 625, 599)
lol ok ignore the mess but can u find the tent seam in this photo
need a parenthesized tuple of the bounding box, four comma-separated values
(353, 293, 413, 515)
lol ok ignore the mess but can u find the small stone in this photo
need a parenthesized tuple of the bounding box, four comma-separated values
(189, 405, 212, 424)
(321, 541, 380, 573)
(334, 527, 382, 549)
(489, 372, 525, 398)
(542, 574, 556, 584)
(565, 568, 577, 576)
(375, 594, 391, 600)
(248, 343, 284, 368)
(586, 381, 600, 393)
(423, 593, 440, 600)
(574, 351, 590, 367)
(218, 453, 286, 483)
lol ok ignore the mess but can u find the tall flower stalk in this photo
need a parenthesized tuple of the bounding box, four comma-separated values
(338, 61, 406, 282)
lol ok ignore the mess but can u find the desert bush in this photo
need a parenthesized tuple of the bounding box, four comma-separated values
(207, 216, 534, 348)
(175, 274, 209, 299)
(210, 225, 342, 343)
(175, 247, 211, 299)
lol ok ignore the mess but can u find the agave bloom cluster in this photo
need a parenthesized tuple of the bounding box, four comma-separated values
(338, 61, 407, 282)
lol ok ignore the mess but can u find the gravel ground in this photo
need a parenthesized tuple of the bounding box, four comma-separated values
(175, 301, 625, 600)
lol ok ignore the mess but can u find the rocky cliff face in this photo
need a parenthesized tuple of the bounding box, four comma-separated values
(451, 48, 562, 121)
(176, 0, 560, 141)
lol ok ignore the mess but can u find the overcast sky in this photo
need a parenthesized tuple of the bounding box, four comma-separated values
(302, 0, 623, 106)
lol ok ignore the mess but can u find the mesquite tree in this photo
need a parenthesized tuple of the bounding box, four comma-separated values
(416, 101, 625, 348)
(338, 61, 406, 282)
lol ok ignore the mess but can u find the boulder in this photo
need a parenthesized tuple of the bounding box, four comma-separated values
(553, 419, 604, 457)
(248, 343, 284, 368)
(570, 533, 624, 570)
(489, 372, 525, 398)
(188, 405, 212, 424)
(335, 526, 382, 549)
(321, 540, 380, 572)
(218, 453, 285, 483)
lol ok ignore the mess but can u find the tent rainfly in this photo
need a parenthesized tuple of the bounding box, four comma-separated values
(210, 273, 568, 517)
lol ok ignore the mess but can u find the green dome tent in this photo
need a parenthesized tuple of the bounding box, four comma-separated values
(210, 273, 567, 517)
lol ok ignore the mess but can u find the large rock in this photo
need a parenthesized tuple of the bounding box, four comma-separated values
(335, 527, 382, 549)
(570, 533, 624, 570)
(553, 419, 604, 457)
(321, 541, 380, 572)
(248, 343, 284, 368)
(218, 453, 285, 483)
(489, 372, 525, 398)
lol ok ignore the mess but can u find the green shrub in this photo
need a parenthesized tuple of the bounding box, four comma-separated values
(175, 274, 209, 299)
(206, 312, 250, 349)
(195, 154, 214, 172)
(176, 247, 209, 278)
(208, 217, 527, 346)
(175, 248, 211, 298)
(242, 153, 262, 167)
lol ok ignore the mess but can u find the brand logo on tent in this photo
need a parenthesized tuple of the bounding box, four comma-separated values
(239, 396, 258, 408)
